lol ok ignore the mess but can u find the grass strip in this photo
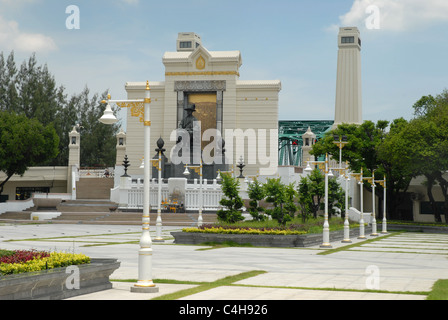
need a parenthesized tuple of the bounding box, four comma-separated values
(317, 232, 402, 255)
(426, 279, 448, 300)
(150, 270, 267, 300)
(3, 232, 141, 242)
(112, 276, 430, 298)
(232, 283, 429, 296)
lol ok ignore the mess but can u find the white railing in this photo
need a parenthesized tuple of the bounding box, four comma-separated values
(185, 187, 223, 211)
(123, 179, 223, 211)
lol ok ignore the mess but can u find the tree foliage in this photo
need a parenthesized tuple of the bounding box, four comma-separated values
(297, 169, 345, 220)
(380, 91, 448, 222)
(0, 111, 59, 194)
(263, 178, 297, 226)
(247, 178, 267, 221)
(0, 51, 119, 167)
(312, 120, 411, 219)
(311, 89, 448, 223)
(217, 173, 245, 224)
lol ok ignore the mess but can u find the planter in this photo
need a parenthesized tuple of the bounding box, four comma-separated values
(172, 227, 372, 248)
(0, 258, 120, 300)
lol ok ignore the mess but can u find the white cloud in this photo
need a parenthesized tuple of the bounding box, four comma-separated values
(0, 15, 57, 53)
(334, 0, 448, 31)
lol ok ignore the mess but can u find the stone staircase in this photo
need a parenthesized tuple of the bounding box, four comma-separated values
(0, 211, 33, 221)
(0, 199, 218, 226)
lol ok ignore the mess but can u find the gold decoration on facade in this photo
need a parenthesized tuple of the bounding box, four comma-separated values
(165, 71, 239, 77)
(116, 101, 145, 122)
(196, 56, 206, 70)
(144, 121, 151, 127)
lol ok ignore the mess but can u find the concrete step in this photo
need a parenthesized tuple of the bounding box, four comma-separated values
(51, 212, 217, 226)
(0, 206, 218, 226)
(76, 178, 114, 200)
(0, 211, 32, 220)
(58, 200, 118, 213)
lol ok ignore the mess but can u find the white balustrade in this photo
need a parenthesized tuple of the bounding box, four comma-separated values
(123, 179, 223, 211)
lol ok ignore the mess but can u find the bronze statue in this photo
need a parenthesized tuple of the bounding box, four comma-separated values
(178, 103, 197, 135)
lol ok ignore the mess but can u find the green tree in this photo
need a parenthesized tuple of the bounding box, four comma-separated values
(0, 111, 59, 195)
(264, 178, 295, 226)
(0, 51, 119, 167)
(312, 120, 412, 219)
(298, 169, 324, 219)
(217, 173, 244, 224)
(247, 178, 267, 221)
(297, 169, 345, 220)
(284, 183, 298, 221)
(297, 175, 313, 222)
(328, 176, 346, 217)
(74, 88, 119, 167)
(380, 91, 448, 223)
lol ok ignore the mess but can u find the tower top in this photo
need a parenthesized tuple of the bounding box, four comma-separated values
(338, 27, 361, 50)
(177, 32, 202, 52)
(334, 27, 362, 126)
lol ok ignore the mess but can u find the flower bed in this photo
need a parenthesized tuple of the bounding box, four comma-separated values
(0, 249, 90, 276)
(183, 226, 307, 236)
(172, 223, 371, 248)
(0, 249, 119, 300)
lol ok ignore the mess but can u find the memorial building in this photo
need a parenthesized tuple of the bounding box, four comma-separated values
(121, 32, 282, 178)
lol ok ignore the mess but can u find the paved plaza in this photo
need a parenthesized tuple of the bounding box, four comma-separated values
(1, 222, 448, 301)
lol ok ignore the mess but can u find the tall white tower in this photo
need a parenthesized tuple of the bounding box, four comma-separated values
(334, 27, 362, 126)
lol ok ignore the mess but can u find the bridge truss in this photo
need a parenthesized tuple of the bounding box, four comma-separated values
(278, 120, 334, 166)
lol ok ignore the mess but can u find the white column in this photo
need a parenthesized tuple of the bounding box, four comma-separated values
(321, 154, 332, 248)
(131, 81, 158, 293)
(342, 171, 351, 243)
(358, 169, 366, 239)
(382, 176, 388, 234)
(155, 150, 164, 242)
(198, 160, 203, 227)
(371, 179, 378, 236)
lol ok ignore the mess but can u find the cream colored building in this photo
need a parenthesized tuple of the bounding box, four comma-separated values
(121, 33, 281, 177)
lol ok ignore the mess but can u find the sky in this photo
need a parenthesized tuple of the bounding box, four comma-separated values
(1, 0, 448, 126)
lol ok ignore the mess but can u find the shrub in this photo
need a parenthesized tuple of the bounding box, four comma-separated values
(0, 250, 90, 276)
(217, 173, 244, 224)
(183, 226, 307, 236)
(0, 249, 50, 264)
(264, 178, 297, 226)
(247, 178, 268, 221)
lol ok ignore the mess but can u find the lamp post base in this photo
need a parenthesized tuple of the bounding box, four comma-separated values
(131, 285, 159, 293)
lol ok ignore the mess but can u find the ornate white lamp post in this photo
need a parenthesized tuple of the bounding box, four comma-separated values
(184, 159, 203, 227)
(100, 81, 158, 293)
(333, 135, 348, 169)
(342, 167, 352, 243)
(305, 154, 333, 248)
(377, 175, 388, 234)
(369, 171, 378, 236)
(151, 137, 165, 242)
(351, 169, 366, 239)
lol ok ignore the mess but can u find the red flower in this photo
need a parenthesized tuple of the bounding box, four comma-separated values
(0, 250, 50, 264)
